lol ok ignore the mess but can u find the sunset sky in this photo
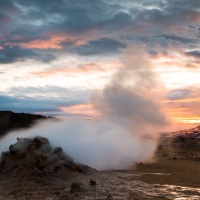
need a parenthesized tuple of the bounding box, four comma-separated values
(0, 0, 200, 131)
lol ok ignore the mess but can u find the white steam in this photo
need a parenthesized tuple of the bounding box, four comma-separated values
(0, 119, 157, 170)
(92, 46, 167, 135)
(0, 46, 167, 170)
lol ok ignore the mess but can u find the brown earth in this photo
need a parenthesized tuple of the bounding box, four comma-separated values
(135, 135, 200, 188)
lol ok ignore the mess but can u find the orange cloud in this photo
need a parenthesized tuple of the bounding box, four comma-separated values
(162, 97, 200, 103)
(151, 51, 200, 69)
(33, 59, 121, 78)
(161, 95, 200, 130)
(6, 35, 66, 49)
(184, 13, 200, 23)
(34, 63, 106, 77)
(161, 61, 199, 69)
(60, 103, 98, 117)
(0, 46, 3, 50)
(150, 53, 172, 60)
(6, 34, 88, 50)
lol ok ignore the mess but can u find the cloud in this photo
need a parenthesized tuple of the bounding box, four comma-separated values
(160, 35, 198, 44)
(166, 89, 192, 100)
(33, 63, 106, 77)
(8, 85, 90, 100)
(186, 50, 200, 58)
(60, 103, 97, 117)
(5, 35, 65, 50)
(0, 94, 85, 115)
(8, 0, 133, 33)
(160, 0, 200, 25)
(162, 86, 200, 126)
(0, 46, 55, 64)
(69, 38, 126, 56)
(0, 12, 10, 22)
(0, 0, 199, 62)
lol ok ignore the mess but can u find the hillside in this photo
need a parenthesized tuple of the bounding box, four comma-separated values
(0, 111, 50, 137)
(158, 125, 200, 161)
(162, 125, 200, 140)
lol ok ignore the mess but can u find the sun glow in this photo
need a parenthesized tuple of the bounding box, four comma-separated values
(60, 103, 98, 117)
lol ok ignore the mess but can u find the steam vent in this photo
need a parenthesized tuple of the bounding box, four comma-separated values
(0, 136, 90, 174)
(0, 136, 96, 200)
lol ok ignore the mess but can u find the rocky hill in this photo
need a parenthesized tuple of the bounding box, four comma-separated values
(162, 125, 200, 140)
(158, 125, 200, 161)
(0, 111, 50, 137)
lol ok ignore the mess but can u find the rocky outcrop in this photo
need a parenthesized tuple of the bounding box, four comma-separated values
(0, 136, 89, 175)
(0, 136, 97, 200)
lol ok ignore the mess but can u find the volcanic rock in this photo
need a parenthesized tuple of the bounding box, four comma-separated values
(0, 136, 83, 175)
(0, 136, 98, 200)
(70, 182, 84, 193)
(90, 178, 96, 186)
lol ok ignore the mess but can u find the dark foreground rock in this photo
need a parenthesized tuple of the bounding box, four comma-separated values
(0, 111, 50, 137)
(0, 136, 97, 200)
(1, 136, 80, 174)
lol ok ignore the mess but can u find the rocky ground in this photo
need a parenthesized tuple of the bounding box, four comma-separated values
(0, 126, 200, 199)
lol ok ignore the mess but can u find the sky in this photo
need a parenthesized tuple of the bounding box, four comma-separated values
(0, 0, 200, 131)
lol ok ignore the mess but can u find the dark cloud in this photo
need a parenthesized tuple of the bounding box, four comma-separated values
(0, 0, 199, 66)
(186, 50, 200, 58)
(0, 12, 10, 22)
(11, 0, 132, 33)
(130, 0, 200, 31)
(0, 0, 18, 15)
(135, 9, 168, 24)
(161, 35, 198, 44)
(0, 46, 55, 63)
(0, 94, 84, 114)
(167, 0, 200, 11)
(166, 89, 191, 100)
(1, 0, 199, 36)
(69, 38, 126, 56)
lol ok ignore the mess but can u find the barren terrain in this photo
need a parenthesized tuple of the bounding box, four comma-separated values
(0, 125, 200, 200)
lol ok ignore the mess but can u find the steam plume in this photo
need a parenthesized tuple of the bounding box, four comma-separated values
(93, 46, 167, 135)
(0, 46, 167, 170)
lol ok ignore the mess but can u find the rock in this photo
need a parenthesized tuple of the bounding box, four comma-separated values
(90, 178, 96, 186)
(0, 136, 76, 174)
(70, 182, 84, 193)
(53, 147, 63, 154)
(0, 135, 95, 200)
